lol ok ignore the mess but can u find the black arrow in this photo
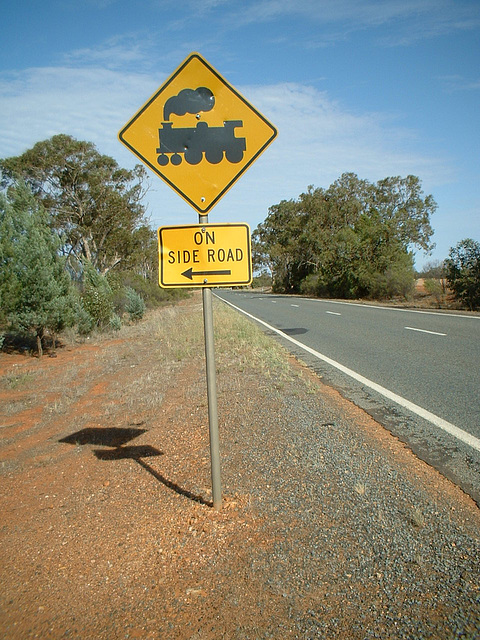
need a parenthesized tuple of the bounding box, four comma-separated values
(182, 267, 232, 280)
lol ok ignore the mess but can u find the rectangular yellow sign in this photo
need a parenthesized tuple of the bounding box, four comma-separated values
(158, 223, 252, 288)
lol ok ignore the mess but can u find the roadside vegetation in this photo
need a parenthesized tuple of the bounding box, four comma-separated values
(151, 296, 293, 381)
(252, 172, 480, 310)
(444, 238, 480, 311)
(1, 136, 479, 359)
(252, 173, 436, 299)
(0, 135, 186, 356)
(0, 295, 292, 427)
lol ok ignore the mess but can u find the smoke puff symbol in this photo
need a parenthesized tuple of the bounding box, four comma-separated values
(163, 87, 215, 121)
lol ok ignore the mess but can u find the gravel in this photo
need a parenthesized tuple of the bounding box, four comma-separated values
(216, 358, 480, 639)
(0, 299, 479, 639)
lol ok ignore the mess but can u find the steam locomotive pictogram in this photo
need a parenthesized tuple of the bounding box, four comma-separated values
(156, 120, 246, 166)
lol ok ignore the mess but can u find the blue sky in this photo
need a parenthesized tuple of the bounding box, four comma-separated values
(1, 0, 479, 269)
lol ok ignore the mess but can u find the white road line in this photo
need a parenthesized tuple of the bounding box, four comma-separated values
(304, 297, 480, 320)
(405, 326, 446, 336)
(291, 304, 299, 308)
(217, 296, 480, 453)
(326, 311, 341, 316)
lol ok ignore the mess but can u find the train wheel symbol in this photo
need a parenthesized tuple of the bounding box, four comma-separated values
(184, 148, 202, 165)
(225, 147, 244, 163)
(205, 148, 223, 164)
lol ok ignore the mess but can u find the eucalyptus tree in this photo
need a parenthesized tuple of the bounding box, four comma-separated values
(1, 134, 150, 276)
(254, 172, 436, 299)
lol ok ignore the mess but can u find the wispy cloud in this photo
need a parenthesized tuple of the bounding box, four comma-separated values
(0, 63, 452, 230)
(439, 75, 480, 92)
(241, 82, 451, 194)
(216, 0, 480, 45)
(0, 66, 157, 160)
(65, 35, 152, 70)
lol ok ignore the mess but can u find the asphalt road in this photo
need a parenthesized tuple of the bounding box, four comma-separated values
(215, 290, 480, 504)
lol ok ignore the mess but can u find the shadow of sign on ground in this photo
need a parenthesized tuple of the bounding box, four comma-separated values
(59, 426, 212, 507)
(281, 328, 308, 336)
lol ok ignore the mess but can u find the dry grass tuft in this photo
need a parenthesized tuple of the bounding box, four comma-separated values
(354, 482, 366, 496)
(213, 299, 293, 380)
(410, 506, 425, 529)
(1, 372, 36, 390)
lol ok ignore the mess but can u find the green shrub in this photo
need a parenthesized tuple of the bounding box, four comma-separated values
(109, 313, 122, 331)
(251, 272, 272, 289)
(0, 182, 77, 355)
(107, 270, 187, 309)
(76, 303, 95, 336)
(445, 239, 480, 310)
(299, 273, 320, 296)
(81, 263, 116, 328)
(424, 278, 443, 306)
(125, 287, 146, 321)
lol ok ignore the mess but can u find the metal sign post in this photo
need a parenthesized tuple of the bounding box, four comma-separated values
(200, 212, 222, 509)
(157, 221, 251, 509)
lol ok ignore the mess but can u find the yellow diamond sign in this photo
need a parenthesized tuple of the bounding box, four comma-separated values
(158, 223, 252, 288)
(119, 53, 277, 213)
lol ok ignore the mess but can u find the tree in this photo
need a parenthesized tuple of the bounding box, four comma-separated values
(253, 198, 310, 292)
(418, 259, 445, 280)
(254, 173, 436, 299)
(445, 239, 480, 310)
(0, 134, 149, 275)
(373, 175, 436, 252)
(0, 182, 77, 356)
